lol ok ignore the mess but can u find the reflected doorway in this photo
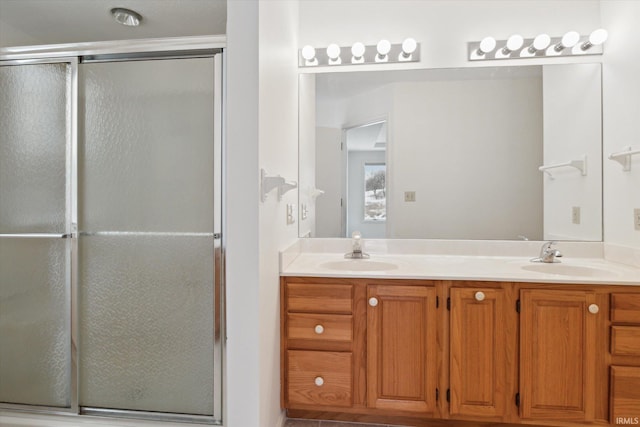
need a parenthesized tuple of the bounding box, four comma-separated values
(345, 121, 387, 238)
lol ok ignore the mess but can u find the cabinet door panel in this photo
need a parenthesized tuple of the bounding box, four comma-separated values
(367, 285, 437, 414)
(520, 289, 596, 421)
(450, 288, 507, 419)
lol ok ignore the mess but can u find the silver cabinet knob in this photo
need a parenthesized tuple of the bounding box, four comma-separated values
(588, 304, 599, 314)
(314, 376, 324, 386)
(369, 297, 379, 307)
(475, 291, 486, 301)
(314, 324, 324, 334)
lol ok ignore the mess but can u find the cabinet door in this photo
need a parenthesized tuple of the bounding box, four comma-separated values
(520, 289, 598, 421)
(450, 288, 509, 419)
(367, 284, 437, 414)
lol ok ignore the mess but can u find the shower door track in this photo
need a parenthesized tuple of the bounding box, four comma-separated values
(0, 38, 225, 426)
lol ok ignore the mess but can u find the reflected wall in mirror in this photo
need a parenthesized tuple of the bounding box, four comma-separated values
(299, 64, 602, 241)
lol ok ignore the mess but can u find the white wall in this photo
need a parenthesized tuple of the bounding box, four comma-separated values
(601, 1, 640, 259)
(542, 63, 602, 241)
(225, 1, 260, 426)
(257, 1, 300, 427)
(225, 0, 298, 426)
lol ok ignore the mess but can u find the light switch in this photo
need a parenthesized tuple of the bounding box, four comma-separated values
(572, 206, 581, 225)
(634, 208, 640, 231)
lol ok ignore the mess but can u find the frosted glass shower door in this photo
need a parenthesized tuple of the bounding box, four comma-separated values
(0, 62, 72, 408)
(79, 57, 218, 417)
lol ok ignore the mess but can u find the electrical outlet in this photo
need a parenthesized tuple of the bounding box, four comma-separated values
(634, 208, 640, 231)
(572, 206, 581, 225)
(286, 204, 295, 225)
(404, 191, 416, 202)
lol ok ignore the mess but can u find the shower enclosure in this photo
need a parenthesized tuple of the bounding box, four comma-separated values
(0, 40, 223, 424)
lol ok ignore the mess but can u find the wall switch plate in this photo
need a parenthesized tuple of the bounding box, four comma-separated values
(286, 204, 295, 225)
(404, 191, 416, 202)
(634, 208, 640, 231)
(301, 204, 308, 220)
(572, 206, 581, 225)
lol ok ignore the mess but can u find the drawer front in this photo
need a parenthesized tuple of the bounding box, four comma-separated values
(611, 366, 640, 424)
(611, 326, 640, 357)
(287, 313, 353, 343)
(286, 283, 353, 314)
(286, 350, 352, 407)
(611, 293, 640, 324)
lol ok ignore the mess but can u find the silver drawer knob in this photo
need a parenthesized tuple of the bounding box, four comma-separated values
(588, 304, 599, 314)
(314, 324, 324, 334)
(475, 291, 486, 301)
(314, 376, 324, 387)
(369, 297, 379, 307)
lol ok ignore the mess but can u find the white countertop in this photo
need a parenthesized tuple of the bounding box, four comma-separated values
(280, 239, 640, 285)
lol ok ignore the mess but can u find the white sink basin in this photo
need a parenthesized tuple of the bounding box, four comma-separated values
(320, 260, 399, 272)
(521, 263, 614, 278)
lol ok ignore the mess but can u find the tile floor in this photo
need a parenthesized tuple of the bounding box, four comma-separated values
(284, 419, 408, 427)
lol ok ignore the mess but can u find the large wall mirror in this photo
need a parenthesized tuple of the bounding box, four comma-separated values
(298, 63, 602, 241)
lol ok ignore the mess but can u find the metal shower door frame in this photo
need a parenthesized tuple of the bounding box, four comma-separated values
(0, 39, 225, 425)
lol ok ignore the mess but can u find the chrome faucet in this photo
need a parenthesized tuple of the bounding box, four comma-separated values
(344, 231, 370, 259)
(531, 241, 563, 263)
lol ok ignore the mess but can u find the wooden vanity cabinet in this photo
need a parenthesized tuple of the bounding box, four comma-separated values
(282, 276, 638, 427)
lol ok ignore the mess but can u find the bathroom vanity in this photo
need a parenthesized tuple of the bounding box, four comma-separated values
(280, 241, 640, 427)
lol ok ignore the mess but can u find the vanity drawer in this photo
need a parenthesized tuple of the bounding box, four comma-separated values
(286, 350, 353, 407)
(611, 293, 640, 324)
(286, 282, 353, 314)
(611, 366, 640, 424)
(287, 313, 353, 343)
(611, 326, 640, 357)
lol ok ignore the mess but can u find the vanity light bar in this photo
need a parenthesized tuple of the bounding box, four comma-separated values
(468, 29, 607, 61)
(299, 38, 420, 67)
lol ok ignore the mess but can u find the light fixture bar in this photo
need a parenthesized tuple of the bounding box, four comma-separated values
(299, 40, 420, 67)
(468, 33, 604, 61)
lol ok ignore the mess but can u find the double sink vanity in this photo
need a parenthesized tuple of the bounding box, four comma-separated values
(279, 239, 640, 427)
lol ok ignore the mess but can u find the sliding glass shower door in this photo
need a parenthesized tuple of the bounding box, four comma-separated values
(0, 61, 73, 408)
(1, 52, 222, 423)
(78, 57, 219, 419)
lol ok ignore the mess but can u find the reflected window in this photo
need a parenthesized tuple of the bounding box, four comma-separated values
(364, 163, 386, 221)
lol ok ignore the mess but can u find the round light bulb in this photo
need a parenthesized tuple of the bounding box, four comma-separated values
(505, 34, 524, 52)
(561, 31, 580, 48)
(351, 42, 365, 58)
(377, 39, 391, 56)
(479, 36, 496, 54)
(589, 28, 608, 45)
(301, 45, 316, 61)
(402, 37, 417, 55)
(326, 44, 341, 60)
(532, 33, 551, 51)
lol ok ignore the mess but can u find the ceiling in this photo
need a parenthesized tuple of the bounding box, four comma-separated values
(0, 0, 226, 48)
